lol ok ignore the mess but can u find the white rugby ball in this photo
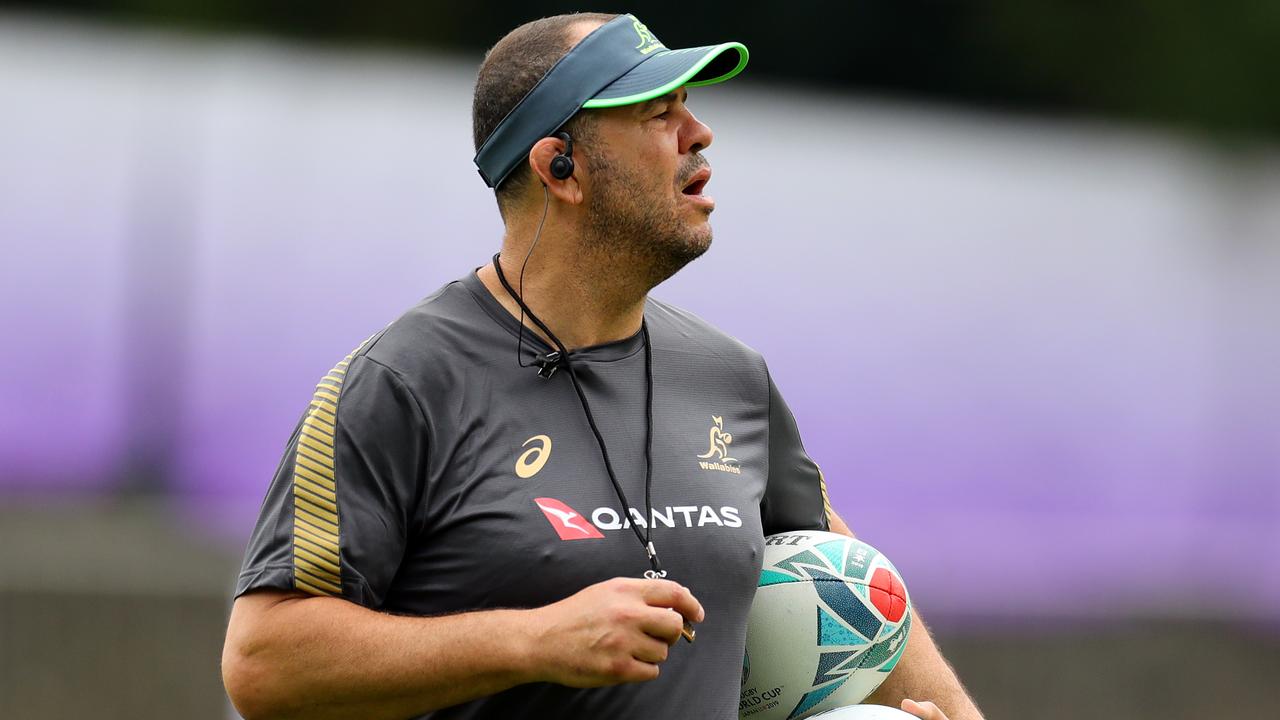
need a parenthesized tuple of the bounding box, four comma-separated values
(811, 706, 919, 719)
(739, 531, 912, 720)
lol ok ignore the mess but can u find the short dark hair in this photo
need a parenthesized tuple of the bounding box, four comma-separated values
(472, 12, 615, 216)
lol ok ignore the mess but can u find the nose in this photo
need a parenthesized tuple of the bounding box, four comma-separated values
(682, 110, 714, 155)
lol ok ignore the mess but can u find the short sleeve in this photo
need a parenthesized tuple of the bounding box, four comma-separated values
(235, 349, 428, 608)
(761, 369, 832, 535)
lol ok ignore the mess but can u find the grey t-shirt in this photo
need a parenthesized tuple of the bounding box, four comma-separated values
(236, 269, 831, 719)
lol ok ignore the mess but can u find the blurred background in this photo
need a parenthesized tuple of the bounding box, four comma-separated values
(1, 2, 1278, 718)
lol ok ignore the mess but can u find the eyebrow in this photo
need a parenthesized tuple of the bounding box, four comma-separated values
(637, 89, 688, 115)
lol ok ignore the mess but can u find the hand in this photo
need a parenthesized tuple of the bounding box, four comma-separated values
(527, 577, 705, 688)
(901, 699, 951, 720)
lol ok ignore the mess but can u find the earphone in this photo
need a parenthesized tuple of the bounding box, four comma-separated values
(524, 131, 572, 373)
(549, 131, 575, 180)
(514, 129, 575, 378)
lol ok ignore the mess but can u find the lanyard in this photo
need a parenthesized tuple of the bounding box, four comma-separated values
(491, 254, 665, 579)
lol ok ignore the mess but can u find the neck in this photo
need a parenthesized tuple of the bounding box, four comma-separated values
(476, 218, 649, 352)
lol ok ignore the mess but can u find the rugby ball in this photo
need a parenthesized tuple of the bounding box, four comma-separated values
(811, 706, 919, 719)
(739, 531, 912, 720)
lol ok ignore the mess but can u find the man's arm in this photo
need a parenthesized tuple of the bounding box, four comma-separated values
(825, 509, 984, 720)
(222, 578, 704, 720)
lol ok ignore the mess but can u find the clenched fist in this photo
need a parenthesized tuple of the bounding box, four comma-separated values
(526, 577, 705, 687)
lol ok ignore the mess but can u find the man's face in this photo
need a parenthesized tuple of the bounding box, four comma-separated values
(578, 88, 716, 284)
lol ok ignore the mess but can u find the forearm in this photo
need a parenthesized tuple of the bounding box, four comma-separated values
(824, 508, 982, 719)
(222, 591, 536, 720)
(864, 609, 983, 720)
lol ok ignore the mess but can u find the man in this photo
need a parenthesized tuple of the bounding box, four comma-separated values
(222, 12, 982, 720)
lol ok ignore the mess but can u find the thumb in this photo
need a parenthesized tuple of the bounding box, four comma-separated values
(901, 699, 941, 719)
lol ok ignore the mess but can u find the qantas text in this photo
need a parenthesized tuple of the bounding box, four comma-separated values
(590, 505, 743, 530)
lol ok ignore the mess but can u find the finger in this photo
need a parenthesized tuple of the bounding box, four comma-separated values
(638, 608, 684, 645)
(618, 658, 661, 684)
(631, 635, 671, 664)
(901, 699, 946, 720)
(640, 580, 705, 623)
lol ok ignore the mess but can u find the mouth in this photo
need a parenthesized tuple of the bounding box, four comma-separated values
(681, 167, 712, 197)
(680, 167, 714, 211)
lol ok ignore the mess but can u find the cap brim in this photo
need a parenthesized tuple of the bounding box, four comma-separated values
(581, 42, 749, 109)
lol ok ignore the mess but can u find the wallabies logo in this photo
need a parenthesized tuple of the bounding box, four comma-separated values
(697, 416, 741, 474)
(631, 17, 665, 55)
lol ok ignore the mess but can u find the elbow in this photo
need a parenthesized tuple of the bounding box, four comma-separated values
(222, 641, 281, 720)
(223, 591, 312, 719)
(223, 623, 308, 720)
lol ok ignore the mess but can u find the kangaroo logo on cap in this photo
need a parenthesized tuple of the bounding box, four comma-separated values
(631, 17, 664, 55)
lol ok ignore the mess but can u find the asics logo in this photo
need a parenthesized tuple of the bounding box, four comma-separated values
(515, 435, 552, 478)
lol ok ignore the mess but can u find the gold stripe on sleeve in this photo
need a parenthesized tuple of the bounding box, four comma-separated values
(294, 485, 338, 514)
(298, 434, 334, 458)
(310, 396, 338, 412)
(294, 474, 337, 502)
(294, 521, 340, 551)
(294, 544, 341, 576)
(295, 447, 334, 472)
(296, 566, 342, 595)
(816, 465, 835, 522)
(299, 425, 334, 449)
(304, 414, 336, 435)
(295, 458, 335, 484)
(295, 493, 338, 521)
(294, 533, 338, 560)
(290, 338, 371, 597)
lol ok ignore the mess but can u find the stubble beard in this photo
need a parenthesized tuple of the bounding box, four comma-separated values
(580, 153, 713, 291)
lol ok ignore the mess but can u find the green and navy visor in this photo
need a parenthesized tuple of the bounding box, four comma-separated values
(474, 13, 749, 188)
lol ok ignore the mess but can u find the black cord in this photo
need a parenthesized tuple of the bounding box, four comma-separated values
(491, 253, 663, 577)
(510, 186, 553, 371)
(642, 320, 655, 566)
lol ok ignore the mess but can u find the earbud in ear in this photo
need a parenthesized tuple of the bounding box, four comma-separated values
(549, 131, 575, 180)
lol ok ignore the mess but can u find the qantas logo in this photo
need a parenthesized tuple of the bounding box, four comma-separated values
(534, 498, 604, 540)
(534, 497, 742, 541)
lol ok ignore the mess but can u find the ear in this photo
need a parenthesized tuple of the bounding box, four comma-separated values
(526, 136, 583, 206)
